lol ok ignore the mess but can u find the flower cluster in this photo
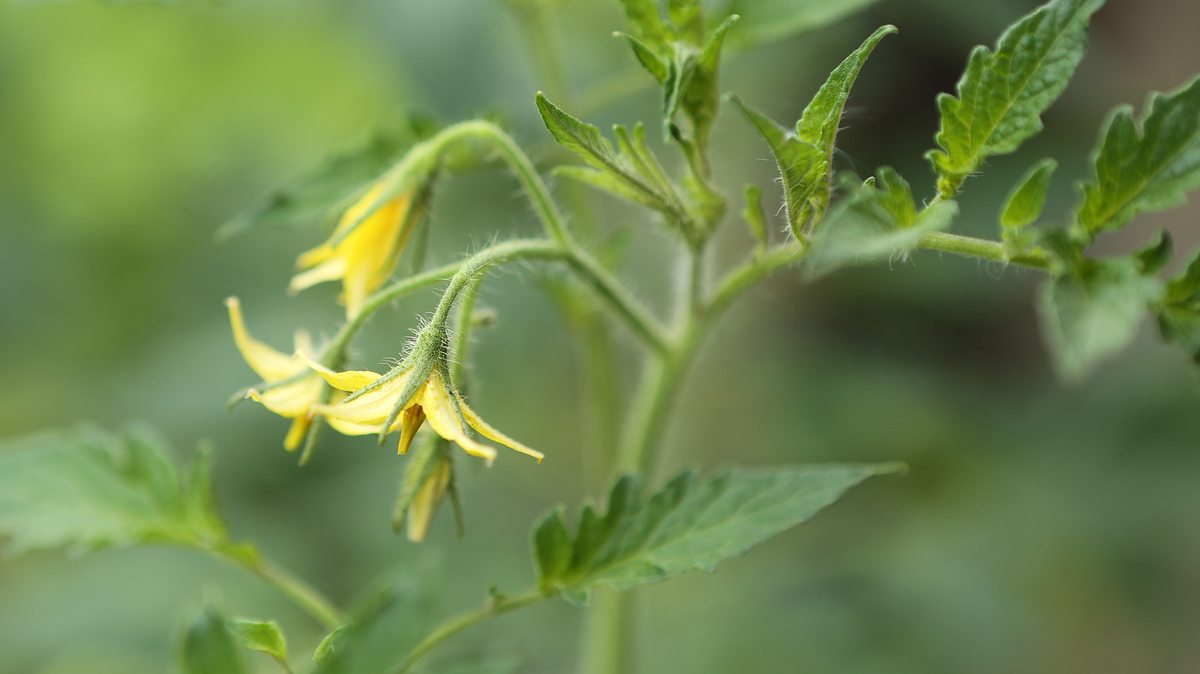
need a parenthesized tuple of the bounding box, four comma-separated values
(226, 176, 543, 539)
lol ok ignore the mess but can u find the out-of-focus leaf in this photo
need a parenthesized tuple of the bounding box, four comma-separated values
(180, 608, 247, 674)
(731, 25, 895, 234)
(231, 619, 289, 671)
(805, 175, 958, 277)
(928, 0, 1102, 198)
(313, 575, 432, 674)
(667, 15, 738, 148)
(218, 128, 418, 240)
(741, 184, 769, 250)
(727, 0, 879, 48)
(1075, 77, 1200, 236)
(1038, 256, 1161, 382)
(533, 464, 899, 606)
(1157, 251, 1200, 365)
(1134, 231, 1173, 276)
(616, 0, 672, 49)
(1000, 159, 1056, 255)
(0, 425, 230, 557)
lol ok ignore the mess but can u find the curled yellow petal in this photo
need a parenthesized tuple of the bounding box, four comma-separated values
(300, 352, 382, 392)
(247, 376, 322, 418)
(397, 406, 426, 455)
(457, 394, 544, 463)
(283, 415, 312, 452)
(420, 371, 497, 465)
(226, 297, 298, 381)
(289, 258, 346, 295)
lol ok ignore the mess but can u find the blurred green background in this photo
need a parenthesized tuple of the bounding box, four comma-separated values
(1, 0, 1199, 672)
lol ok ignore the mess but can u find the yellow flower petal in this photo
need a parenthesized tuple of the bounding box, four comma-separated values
(300, 352, 382, 392)
(289, 257, 346, 294)
(248, 376, 322, 418)
(314, 373, 420, 426)
(457, 394, 544, 463)
(421, 371, 497, 464)
(226, 297, 299, 381)
(396, 406, 426, 455)
(283, 415, 312, 452)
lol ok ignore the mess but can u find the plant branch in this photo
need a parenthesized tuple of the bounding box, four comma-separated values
(212, 546, 345, 631)
(394, 589, 548, 674)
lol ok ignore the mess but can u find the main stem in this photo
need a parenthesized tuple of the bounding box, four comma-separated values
(213, 546, 345, 631)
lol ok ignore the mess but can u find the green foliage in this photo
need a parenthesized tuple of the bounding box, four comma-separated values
(1000, 159, 1057, 255)
(180, 608, 248, 674)
(218, 123, 429, 240)
(1038, 256, 1162, 381)
(1157, 252, 1200, 364)
(731, 25, 895, 236)
(727, 0, 879, 47)
(1075, 77, 1200, 237)
(314, 577, 432, 674)
(0, 425, 232, 557)
(535, 93, 694, 237)
(533, 465, 898, 606)
(661, 15, 738, 151)
(741, 184, 768, 252)
(805, 174, 957, 277)
(231, 619, 290, 672)
(928, 0, 1102, 198)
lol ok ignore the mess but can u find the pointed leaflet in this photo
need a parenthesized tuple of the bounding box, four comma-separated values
(231, 619, 289, 670)
(180, 609, 247, 674)
(536, 93, 690, 231)
(1000, 159, 1056, 254)
(1038, 256, 1162, 382)
(732, 25, 895, 235)
(616, 0, 672, 49)
(670, 16, 739, 150)
(0, 425, 231, 556)
(928, 0, 1103, 198)
(533, 464, 899, 606)
(314, 574, 433, 674)
(1076, 77, 1200, 236)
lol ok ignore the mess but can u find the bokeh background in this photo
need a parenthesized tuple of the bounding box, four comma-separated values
(1, 0, 1199, 672)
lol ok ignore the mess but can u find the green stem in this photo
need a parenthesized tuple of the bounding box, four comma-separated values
(213, 546, 345, 631)
(394, 590, 547, 674)
(919, 231, 1049, 269)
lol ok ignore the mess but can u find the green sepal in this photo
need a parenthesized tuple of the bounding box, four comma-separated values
(1156, 251, 1200, 366)
(730, 25, 895, 236)
(615, 31, 669, 84)
(1075, 76, 1200, 237)
(928, 0, 1103, 198)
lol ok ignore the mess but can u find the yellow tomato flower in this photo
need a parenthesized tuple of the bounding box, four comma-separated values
(226, 296, 323, 451)
(306, 360, 544, 466)
(288, 180, 420, 319)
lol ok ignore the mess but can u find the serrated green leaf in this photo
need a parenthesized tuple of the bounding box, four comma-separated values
(0, 426, 230, 557)
(1038, 256, 1162, 382)
(1000, 158, 1057, 255)
(728, 0, 879, 48)
(231, 619, 288, 670)
(1076, 76, 1200, 236)
(314, 576, 432, 674)
(533, 464, 898, 606)
(731, 25, 894, 235)
(181, 609, 247, 674)
(928, 0, 1102, 198)
(805, 176, 958, 277)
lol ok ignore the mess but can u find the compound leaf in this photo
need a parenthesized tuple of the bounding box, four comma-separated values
(928, 0, 1103, 197)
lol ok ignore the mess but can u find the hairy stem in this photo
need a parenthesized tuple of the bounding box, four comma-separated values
(394, 590, 547, 674)
(213, 546, 345, 631)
